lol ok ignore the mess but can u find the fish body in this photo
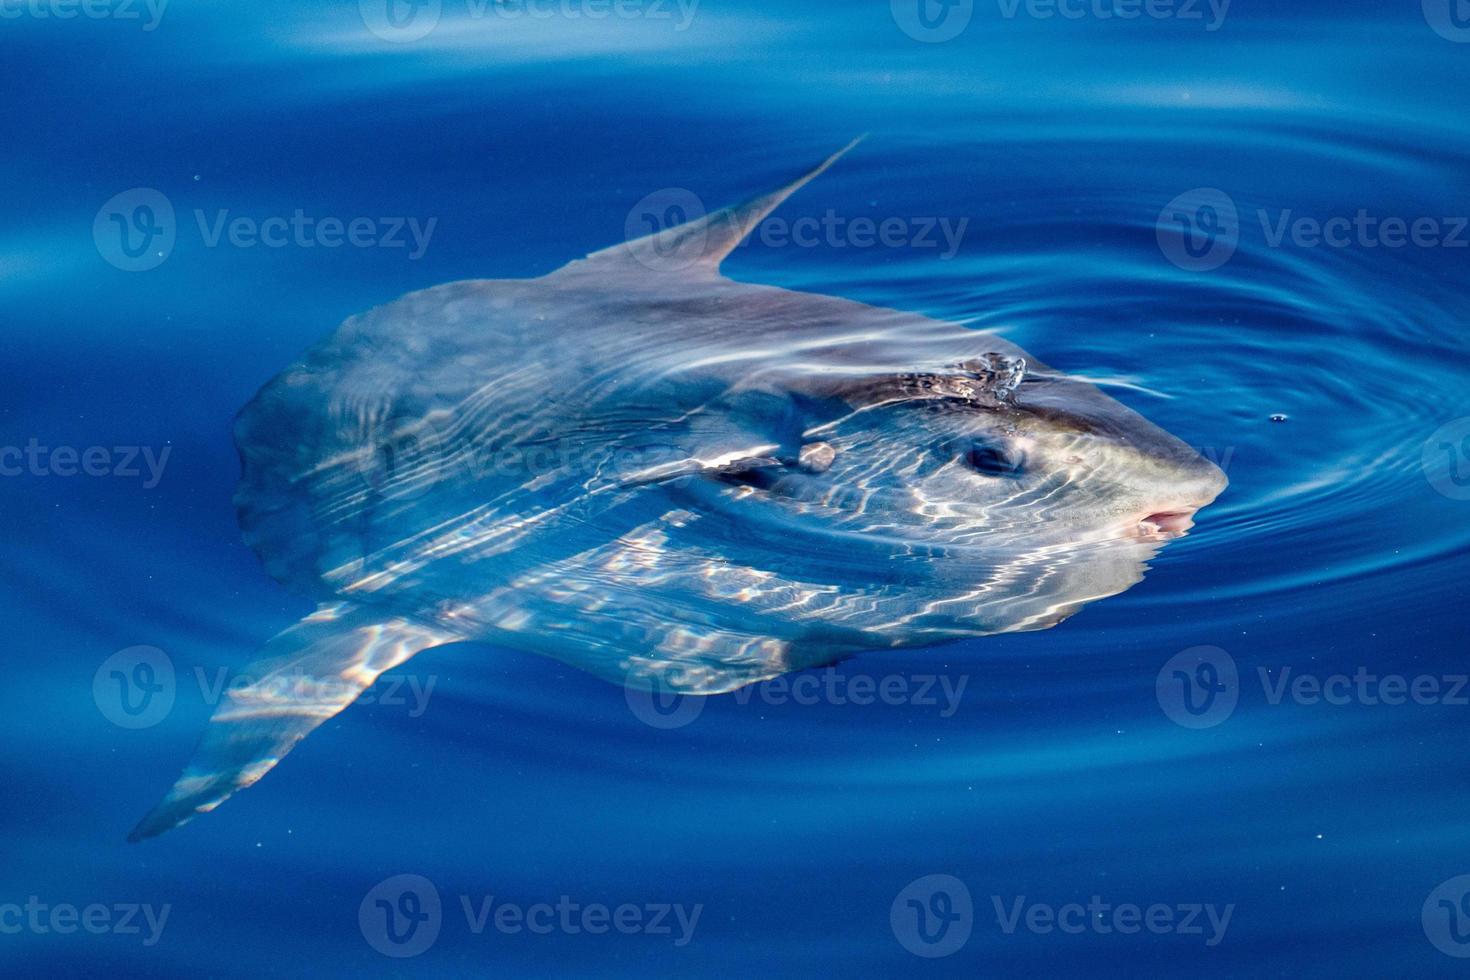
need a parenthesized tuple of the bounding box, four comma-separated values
(129, 141, 1225, 840)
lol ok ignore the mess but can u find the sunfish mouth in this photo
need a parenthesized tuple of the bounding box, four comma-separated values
(1128, 452, 1228, 540)
(1138, 509, 1198, 537)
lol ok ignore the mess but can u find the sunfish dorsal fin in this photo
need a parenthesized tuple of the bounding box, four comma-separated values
(575, 135, 864, 276)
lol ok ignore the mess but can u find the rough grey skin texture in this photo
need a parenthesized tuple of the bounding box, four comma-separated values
(129, 142, 1225, 841)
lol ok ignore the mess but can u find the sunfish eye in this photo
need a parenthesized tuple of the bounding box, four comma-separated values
(966, 442, 1024, 477)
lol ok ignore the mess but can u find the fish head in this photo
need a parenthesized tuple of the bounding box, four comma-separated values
(779, 353, 1226, 549)
(993, 368, 1229, 540)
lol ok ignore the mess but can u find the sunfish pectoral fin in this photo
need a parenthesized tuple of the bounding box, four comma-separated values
(600, 386, 822, 490)
(127, 603, 457, 842)
(574, 135, 865, 275)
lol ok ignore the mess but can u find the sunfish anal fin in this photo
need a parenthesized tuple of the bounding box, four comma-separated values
(575, 135, 865, 275)
(127, 603, 457, 842)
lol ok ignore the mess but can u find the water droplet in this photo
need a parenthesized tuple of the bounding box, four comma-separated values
(962, 353, 1027, 403)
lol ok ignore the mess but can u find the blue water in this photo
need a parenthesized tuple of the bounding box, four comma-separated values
(5, 1, 1470, 976)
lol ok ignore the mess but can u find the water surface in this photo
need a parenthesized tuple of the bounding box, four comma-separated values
(4, 1, 1470, 976)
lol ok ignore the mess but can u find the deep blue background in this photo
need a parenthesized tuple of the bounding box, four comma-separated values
(3, 0, 1469, 976)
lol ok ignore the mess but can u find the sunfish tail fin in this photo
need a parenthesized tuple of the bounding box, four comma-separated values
(127, 603, 457, 842)
(578, 135, 865, 275)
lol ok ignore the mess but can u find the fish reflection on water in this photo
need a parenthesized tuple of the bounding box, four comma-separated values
(128, 141, 1225, 841)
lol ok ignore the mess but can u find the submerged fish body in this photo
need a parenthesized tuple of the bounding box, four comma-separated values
(130, 141, 1225, 840)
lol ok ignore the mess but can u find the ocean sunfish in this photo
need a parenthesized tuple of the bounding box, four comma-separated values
(129, 141, 1226, 840)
